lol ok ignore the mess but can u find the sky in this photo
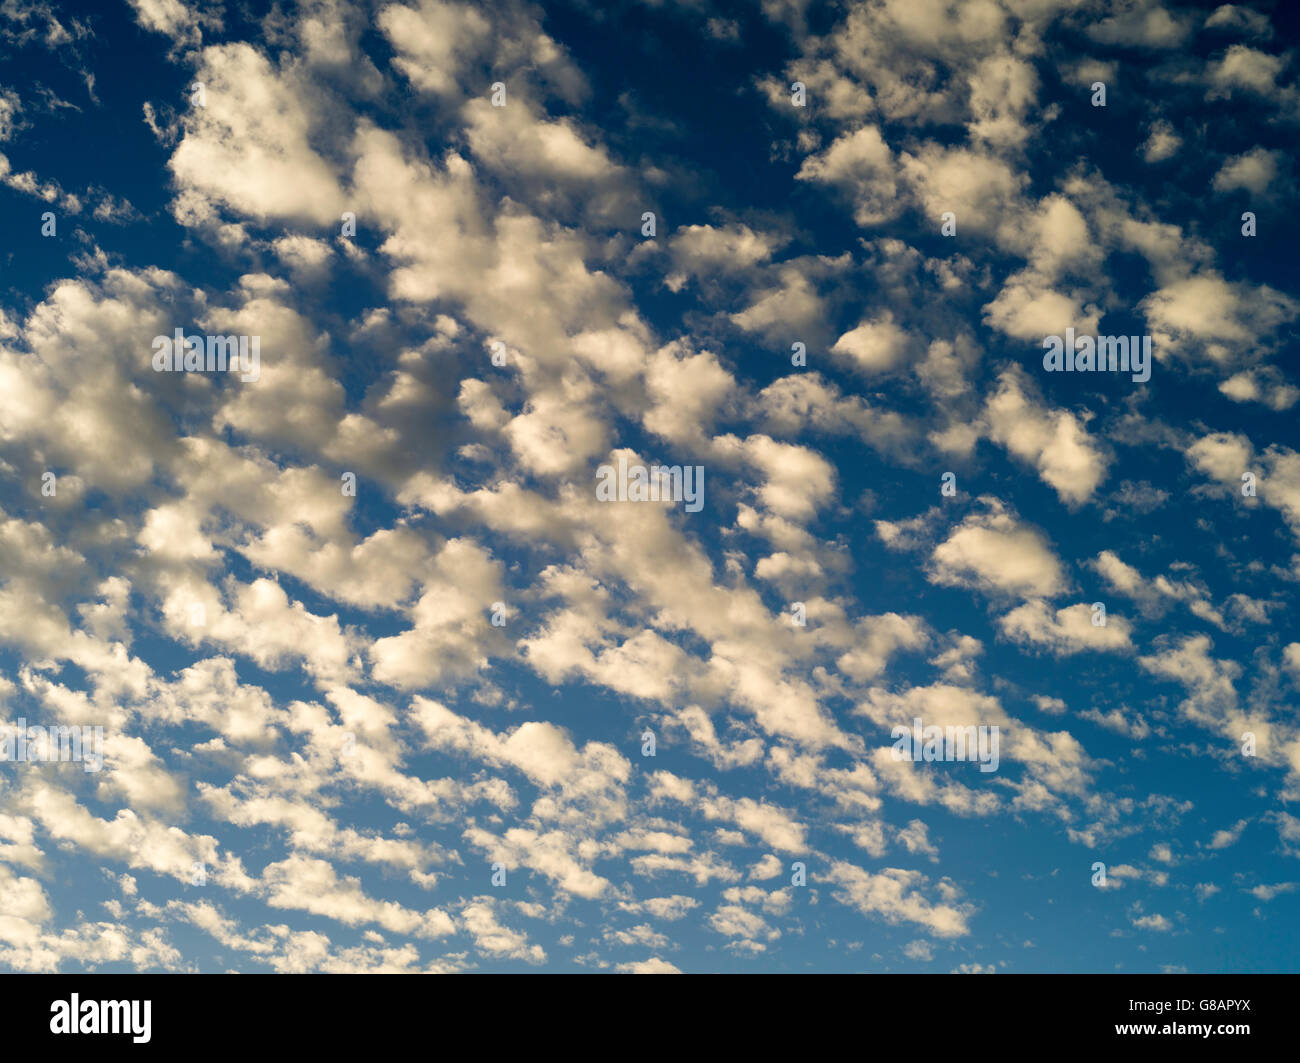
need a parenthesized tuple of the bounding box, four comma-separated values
(0, 0, 1298, 974)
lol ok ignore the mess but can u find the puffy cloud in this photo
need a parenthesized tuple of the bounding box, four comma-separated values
(984, 370, 1109, 504)
(1206, 44, 1287, 98)
(1086, 2, 1193, 48)
(170, 43, 347, 225)
(824, 861, 973, 938)
(928, 503, 1066, 598)
(998, 601, 1133, 656)
(1141, 272, 1298, 366)
(1212, 147, 1282, 195)
(831, 311, 909, 373)
(1141, 119, 1181, 162)
(795, 126, 901, 224)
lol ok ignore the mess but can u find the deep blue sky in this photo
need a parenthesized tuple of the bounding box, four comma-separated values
(0, 0, 1297, 973)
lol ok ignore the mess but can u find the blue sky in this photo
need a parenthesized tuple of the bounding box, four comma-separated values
(0, 0, 1298, 973)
